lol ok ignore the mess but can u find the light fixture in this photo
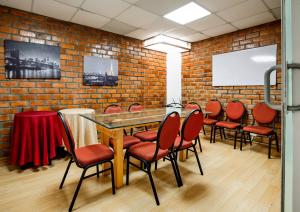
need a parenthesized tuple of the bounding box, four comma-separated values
(251, 55, 276, 63)
(143, 35, 191, 53)
(164, 2, 211, 25)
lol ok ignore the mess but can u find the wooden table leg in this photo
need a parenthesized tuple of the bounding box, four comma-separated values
(112, 129, 124, 188)
(100, 132, 111, 176)
(179, 150, 187, 162)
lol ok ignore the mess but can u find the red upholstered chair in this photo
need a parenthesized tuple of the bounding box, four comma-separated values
(57, 112, 115, 211)
(174, 109, 204, 175)
(131, 103, 158, 142)
(214, 100, 246, 149)
(203, 100, 223, 143)
(104, 105, 141, 149)
(241, 102, 279, 158)
(125, 111, 182, 205)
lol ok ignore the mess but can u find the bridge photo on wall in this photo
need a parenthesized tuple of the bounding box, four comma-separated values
(4, 40, 60, 79)
(83, 56, 118, 86)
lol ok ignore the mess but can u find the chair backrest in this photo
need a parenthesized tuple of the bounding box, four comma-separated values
(253, 102, 277, 124)
(184, 102, 201, 111)
(181, 109, 204, 142)
(128, 103, 144, 112)
(104, 104, 123, 114)
(155, 111, 180, 152)
(226, 100, 246, 121)
(57, 112, 76, 158)
(205, 100, 222, 119)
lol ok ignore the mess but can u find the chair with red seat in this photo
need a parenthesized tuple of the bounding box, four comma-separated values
(214, 100, 246, 149)
(57, 112, 115, 211)
(203, 100, 223, 143)
(104, 104, 141, 149)
(131, 103, 158, 142)
(174, 109, 204, 175)
(125, 111, 182, 205)
(241, 102, 279, 158)
(183, 102, 203, 152)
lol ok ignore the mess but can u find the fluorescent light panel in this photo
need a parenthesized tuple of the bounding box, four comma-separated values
(164, 2, 211, 25)
(144, 35, 191, 53)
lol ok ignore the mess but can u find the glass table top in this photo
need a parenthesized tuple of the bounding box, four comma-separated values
(81, 108, 210, 129)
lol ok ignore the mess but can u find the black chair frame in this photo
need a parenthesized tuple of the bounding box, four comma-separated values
(58, 112, 115, 211)
(125, 111, 183, 206)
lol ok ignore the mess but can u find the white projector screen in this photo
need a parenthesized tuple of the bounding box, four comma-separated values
(212, 44, 277, 86)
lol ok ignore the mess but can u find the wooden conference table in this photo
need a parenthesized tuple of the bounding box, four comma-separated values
(81, 107, 209, 188)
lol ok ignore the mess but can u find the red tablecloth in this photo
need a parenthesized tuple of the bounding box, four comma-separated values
(10, 111, 63, 167)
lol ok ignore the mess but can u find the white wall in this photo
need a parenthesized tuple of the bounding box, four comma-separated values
(166, 52, 181, 104)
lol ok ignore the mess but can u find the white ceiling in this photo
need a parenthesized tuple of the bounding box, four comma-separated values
(0, 0, 281, 42)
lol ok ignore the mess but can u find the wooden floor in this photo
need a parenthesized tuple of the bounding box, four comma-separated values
(0, 136, 281, 212)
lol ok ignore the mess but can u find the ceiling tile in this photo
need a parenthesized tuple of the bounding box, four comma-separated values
(123, 0, 139, 3)
(135, 0, 190, 16)
(55, 0, 83, 7)
(81, 0, 130, 18)
(217, 0, 268, 22)
(232, 12, 275, 29)
(264, 0, 281, 9)
(71, 10, 110, 29)
(141, 17, 179, 33)
(194, 0, 246, 13)
(165, 27, 197, 39)
(102, 19, 137, 35)
(116, 6, 159, 27)
(272, 7, 281, 20)
(33, 0, 77, 21)
(126, 29, 159, 40)
(182, 33, 209, 42)
(0, 0, 32, 11)
(202, 24, 237, 37)
(186, 14, 226, 31)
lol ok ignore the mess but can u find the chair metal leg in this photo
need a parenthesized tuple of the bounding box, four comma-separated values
(203, 126, 206, 135)
(110, 161, 115, 195)
(146, 164, 160, 205)
(248, 133, 252, 145)
(240, 131, 244, 151)
(219, 127, 223, 140)
(234, 130, 238, 149)
(223, 128, 226, 139)
(275, 133, 279, 152)
(210, 125, 214, 143)
(96, 165, 99, 178)
(192, 145, 203, 175)
(198, 136, 202, 152)
(170, 153, 182, 187)
(126, 154, 130, 185)
(69, 169, 87, 212)
(59, 158, 72, 189)
(213, 126, 217, 143)
(268, 136, 272, 159)
(155, 161, 158, 170)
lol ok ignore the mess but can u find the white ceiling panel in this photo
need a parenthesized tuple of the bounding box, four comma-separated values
(203, 24, 237, 37)
(264, 0, 281, 9)
(55, 0, 83, 7)
(124, 0, 139, 3)
(217, 0, 268, 22)
(116, 6, 159, 27)
(182, 33, 210, 42)
(33, 0, 77, 21)
(71, 10, 110, 29)
(135, 0, 190, 16)
(232, 12, 275, 29)
(272, 7, 281, 20)
(102, 19, 137, 35)
(126, 29, 159, 40)
(0, 0, 32, 11)
(141, 17, 179, 33)
(195, 0, 246, 13)
(186, 14, 226, 31)
(165, 27, 197, 39)
(81, 0, 130, 18)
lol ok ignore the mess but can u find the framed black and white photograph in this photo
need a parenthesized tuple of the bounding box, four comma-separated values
(83, 56, 118, 86)
(4, 40, 60, 79)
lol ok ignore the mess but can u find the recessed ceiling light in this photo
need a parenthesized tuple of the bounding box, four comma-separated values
(164, 2, 211, 25)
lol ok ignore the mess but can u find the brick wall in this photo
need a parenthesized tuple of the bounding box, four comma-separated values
(182, 21, 282, 138)
(0, 6, 166, 157)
